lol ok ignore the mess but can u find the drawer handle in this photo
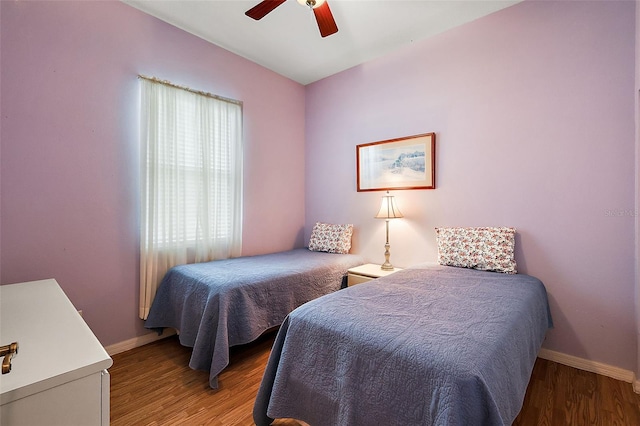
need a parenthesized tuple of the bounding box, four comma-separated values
(0, 342, 19, 374)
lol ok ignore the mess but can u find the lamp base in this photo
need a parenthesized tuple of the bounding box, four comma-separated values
(381, 239, 394, 270)
(380, 262, 394, 271)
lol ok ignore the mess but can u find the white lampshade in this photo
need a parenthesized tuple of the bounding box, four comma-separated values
(375, 192, 404, 220)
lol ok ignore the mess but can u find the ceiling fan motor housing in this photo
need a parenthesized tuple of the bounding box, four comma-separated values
(297, 0, 325, 9)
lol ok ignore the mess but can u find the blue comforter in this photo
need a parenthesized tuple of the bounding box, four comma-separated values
(145, 248, 365, 388)
(254, 264, 552, 425)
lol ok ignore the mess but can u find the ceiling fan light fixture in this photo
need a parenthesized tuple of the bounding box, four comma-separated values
(296, 0, 326, 9)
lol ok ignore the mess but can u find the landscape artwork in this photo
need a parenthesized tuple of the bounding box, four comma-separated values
(357, 133, 435, 191)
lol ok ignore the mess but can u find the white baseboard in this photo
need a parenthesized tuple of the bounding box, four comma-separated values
(105, 328, 177, 356)
(538, 347, 637, 391)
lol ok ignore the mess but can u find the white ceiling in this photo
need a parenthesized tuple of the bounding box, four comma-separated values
(122, 0, 521, 85)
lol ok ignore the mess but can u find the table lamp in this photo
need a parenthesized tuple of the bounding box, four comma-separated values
(375, 191, 403, 270)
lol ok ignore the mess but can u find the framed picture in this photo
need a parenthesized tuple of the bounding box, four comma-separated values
(356, 132, 436, 191)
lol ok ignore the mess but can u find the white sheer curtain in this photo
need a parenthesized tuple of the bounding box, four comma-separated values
(139, 77, 243, 319)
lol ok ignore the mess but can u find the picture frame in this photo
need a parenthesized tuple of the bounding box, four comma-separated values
(356, 132, 436, 191)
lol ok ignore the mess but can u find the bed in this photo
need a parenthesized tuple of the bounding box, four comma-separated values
(144, 247, 365, 389)
(253, 263, 552, 425)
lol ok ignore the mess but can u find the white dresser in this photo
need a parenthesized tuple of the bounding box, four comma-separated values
(0, 279, 113, 425)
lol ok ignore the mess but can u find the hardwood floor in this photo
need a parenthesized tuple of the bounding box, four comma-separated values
(110, 334, 640, 425)
(513, 356, 640, 425)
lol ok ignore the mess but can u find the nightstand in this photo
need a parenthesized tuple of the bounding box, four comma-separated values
(347, 263, 403, 287)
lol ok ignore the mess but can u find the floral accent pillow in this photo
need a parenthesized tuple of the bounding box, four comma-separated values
(308, 222, 354, 254)
(435, 227, 517, 274)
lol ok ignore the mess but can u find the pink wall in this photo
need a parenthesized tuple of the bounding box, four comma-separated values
(305, 1, 637, 371)
(0, 0, 306, 347)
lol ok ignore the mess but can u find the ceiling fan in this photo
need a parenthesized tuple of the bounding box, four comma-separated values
(245, 0, 339, 38)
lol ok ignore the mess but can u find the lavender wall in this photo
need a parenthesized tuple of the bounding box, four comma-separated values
(0, 0, 3, 284)
(1, 0, 636, 375)
(0, 0, 306, 347)
(305, 1, 637, 371)
(635, 0, 640, 381)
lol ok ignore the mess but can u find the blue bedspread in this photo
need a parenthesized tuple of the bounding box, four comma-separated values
(254, 264, 552, 425)
(144, 248, 365, 389)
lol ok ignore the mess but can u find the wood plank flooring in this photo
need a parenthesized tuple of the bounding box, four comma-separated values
(110, 334, 640, 425)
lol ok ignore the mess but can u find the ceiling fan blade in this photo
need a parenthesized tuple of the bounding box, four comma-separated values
(245, 0, 287, 20)
(313, 1, 338, 38)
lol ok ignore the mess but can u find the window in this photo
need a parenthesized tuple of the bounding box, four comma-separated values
(138, 77, 243, 319)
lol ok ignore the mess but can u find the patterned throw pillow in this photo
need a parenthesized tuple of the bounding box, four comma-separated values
(308, 223, 354, 254)
(435, 227, 517, 274)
